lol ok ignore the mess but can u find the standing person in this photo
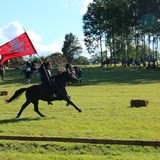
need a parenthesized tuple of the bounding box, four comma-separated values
(21, 61, 31, 76)
(0, 64, 5, 80)
(25, 67, 32, 84)
(71, 67, 76, 78)
(21, 62, 27, 76)
(65, 63, 74, 84)
(77, 68, 82, 82)
(65, 63, 72, 74)
(73, 66, 81, 80)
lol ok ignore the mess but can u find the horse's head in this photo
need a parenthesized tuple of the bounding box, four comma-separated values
(54, 71, 77, 88)
(61, 71, 78, 84)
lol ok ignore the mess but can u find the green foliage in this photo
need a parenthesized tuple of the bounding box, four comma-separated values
(0, 66, 160, 159)
(83, 0, 160, 63)
(46, 52, 68, 68)
(73, 56, 89, 65)
(62, 33, 82, 63)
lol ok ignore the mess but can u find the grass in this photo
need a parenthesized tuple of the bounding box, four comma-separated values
(0, 65, 160, 159)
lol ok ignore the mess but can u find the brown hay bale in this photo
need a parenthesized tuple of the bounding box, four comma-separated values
(130, 99, 148, 107)
(0, 91, 8, 96)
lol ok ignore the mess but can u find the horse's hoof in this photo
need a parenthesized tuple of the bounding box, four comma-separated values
(15, 115, 19, 118)
(78, 109, 82, 113)
(66, 103, 70, 106)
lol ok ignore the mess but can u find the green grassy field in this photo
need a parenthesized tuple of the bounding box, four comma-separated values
(0, 66, 160, 159)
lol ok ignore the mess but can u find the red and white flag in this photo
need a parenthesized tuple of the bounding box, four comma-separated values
(0, 32, 37, 64)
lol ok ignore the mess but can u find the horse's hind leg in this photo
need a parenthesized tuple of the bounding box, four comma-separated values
(66, 96, 70, 106)
(33, 101, 45, 117)
(16, 100, 30, 118)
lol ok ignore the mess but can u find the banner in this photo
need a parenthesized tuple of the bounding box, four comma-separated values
(0, 32, 37, 64)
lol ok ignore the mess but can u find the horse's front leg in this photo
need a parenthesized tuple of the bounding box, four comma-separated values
(70, 101, 82, 112)
(66, 96, 70, 106)
(64, 96, 82, 113)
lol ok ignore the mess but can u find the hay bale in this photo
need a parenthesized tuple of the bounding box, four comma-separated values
(130, 99, 148, 107)
(0, 91, 8, 96)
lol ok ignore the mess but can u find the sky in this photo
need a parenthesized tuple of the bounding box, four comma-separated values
(0, 0, 93, 59)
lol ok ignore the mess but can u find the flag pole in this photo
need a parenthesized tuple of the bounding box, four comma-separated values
(23, 28, 52, 87)
(24, 31, 37, 54)
(36, 53, 52, 87)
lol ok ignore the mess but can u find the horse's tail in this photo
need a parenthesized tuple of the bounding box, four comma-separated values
(5, 88, 27, 103)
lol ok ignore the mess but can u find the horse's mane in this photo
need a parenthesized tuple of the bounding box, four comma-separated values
(53, 71, 69, 87)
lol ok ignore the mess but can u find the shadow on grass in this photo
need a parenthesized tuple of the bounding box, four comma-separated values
(0, 117, 41, 124)
(0, 69, 40, 86)
(1, 66, 160, 87)
(78, 66, 160, 86)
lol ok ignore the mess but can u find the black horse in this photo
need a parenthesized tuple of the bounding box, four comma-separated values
(5, 71, 82, 118)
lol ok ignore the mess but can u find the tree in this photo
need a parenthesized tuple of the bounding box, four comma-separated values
(83, 2, 105, 65)
(73, 56, 89, 65)
(62, 33, 82, 63)
(46, 52, 68, 68)
(83, 0, 160, 67)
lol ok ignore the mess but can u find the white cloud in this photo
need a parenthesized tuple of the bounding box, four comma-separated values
(64, 3, 69, 8)
(80, 0, 93, 15)
(34, 37, 64, 55)
(0, 21, 24, 41)
(63, 0, 93, 15)
(26, 29, 65, 56)
(0, 1, 94, 58)
(0, 21, 63, 57)
(0, 21, 91, 58)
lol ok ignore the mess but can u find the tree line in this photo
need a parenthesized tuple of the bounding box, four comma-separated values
(30, 33, 88, 66)
(83, 0, 160, 67)
(8, 33, 89, 68)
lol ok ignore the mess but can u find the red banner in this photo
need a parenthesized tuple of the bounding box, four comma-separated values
(0, 32, 37, 64)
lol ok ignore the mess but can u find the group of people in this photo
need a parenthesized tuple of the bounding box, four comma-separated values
(65, 63, 82, 83)
(20, 61, 82, 100)
(21, 61, 82, 84)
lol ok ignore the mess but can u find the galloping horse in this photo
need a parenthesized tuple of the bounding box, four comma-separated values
(5, 71, 82, 118)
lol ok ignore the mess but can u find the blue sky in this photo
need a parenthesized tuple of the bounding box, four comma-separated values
(0, 0, 93, 58)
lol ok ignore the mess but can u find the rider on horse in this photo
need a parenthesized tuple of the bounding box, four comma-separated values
(38, 62, 59, 98)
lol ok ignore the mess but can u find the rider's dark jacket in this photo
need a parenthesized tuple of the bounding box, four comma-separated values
(38, 64, 51, 87)
(38, 63, 58, 94)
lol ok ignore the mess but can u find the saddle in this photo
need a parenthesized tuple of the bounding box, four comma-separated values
(40, 83, 58, 98)
(40, 84, 52, 95)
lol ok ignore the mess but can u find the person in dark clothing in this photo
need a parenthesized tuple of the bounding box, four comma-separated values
(65, 63, 72, 74)
(0, 64, 5, 80)
(25, 67, 32, 84)
(77, 68, 82, 82)
(38, 62, 59, 98)
(39, 62, 51, 87)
